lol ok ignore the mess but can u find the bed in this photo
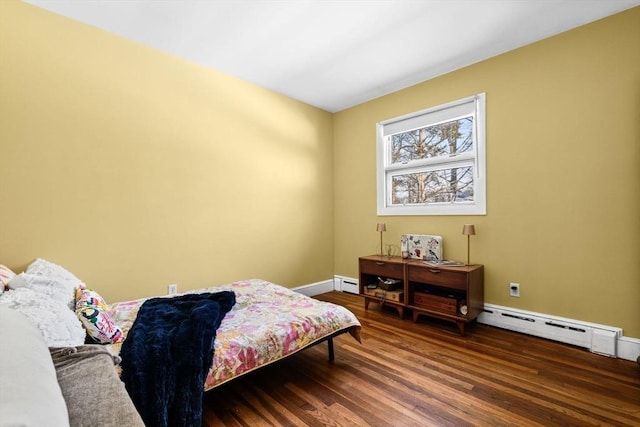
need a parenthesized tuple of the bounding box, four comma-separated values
(108, 279, 362, 391)
(1, 258, 361, 426)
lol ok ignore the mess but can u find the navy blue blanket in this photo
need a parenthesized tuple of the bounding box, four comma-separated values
(120, 291, 236, 427)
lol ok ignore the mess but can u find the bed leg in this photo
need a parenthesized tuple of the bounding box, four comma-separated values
(328, 337, 335, 362)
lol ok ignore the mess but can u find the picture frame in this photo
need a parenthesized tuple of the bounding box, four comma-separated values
(401, 234, 443, 263)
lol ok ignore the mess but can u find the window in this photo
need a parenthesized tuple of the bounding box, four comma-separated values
(376, 93, 486, 215)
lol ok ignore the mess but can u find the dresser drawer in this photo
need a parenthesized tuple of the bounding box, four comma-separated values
(407, 266, 467, 290)
(359, 259, 404, 278)
(413, 292, 458, 315)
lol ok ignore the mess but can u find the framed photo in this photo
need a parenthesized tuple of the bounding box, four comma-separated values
(401, 234, 442, 263)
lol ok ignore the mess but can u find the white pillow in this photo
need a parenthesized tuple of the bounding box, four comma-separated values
(26, 258, 83, 283)
(0, 288, 86, 347)
(9, 272, 78, 310)
(0, 306, 70, 427)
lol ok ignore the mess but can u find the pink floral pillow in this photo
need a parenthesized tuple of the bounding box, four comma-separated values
(0, 265, 16, 294)
(75, 287, 123, 344)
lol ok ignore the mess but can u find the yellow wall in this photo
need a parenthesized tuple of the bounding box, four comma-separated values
(334, 7, 640, 337)
(1, 2, 639, 338)
(0, 1, 334, 302)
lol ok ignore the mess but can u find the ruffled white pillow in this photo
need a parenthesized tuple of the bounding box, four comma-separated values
(9, 273, 78, 310)
(26, 258, 82, 282)
(0, 288, 86, 347)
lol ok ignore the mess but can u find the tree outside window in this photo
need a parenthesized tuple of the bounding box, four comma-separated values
(377, 94, 486, 215)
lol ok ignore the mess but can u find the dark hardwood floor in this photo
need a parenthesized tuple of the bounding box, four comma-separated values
(202, 291, 640, 426)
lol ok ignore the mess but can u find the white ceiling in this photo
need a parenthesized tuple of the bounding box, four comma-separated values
(25, 0, 640, 112)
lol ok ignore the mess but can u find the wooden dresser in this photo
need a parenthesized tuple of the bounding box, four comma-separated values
(359, 255, 484, 334)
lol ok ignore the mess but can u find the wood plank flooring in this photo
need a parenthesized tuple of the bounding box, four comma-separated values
(202, 291, 640, 426)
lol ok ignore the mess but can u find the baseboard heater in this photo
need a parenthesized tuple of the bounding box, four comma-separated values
(478, 303, 622, 357)
(334, 276, 359, 294)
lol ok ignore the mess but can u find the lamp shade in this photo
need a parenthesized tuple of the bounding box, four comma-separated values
(462, 224, 476, 236)
(376, 223, 387, 232)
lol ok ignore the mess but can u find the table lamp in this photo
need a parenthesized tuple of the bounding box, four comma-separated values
(376, 223, 386, 256)
(462, 224, 476, 265)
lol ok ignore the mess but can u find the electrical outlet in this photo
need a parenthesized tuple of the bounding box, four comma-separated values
(168, 284, 178, 295)
(509, 282, 520, 297)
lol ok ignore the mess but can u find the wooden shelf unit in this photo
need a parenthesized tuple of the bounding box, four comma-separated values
(359, 255, 484, 334)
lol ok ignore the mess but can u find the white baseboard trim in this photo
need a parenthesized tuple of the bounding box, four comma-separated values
(295, 279, 640, 363)
(617, 336, 640, 362)
(293, 279, 335, 297)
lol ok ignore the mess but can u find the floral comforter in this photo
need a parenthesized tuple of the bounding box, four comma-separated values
(108, 279, 361, 391)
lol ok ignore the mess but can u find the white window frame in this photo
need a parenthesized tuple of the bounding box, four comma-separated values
(376, 93, 486, 216)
